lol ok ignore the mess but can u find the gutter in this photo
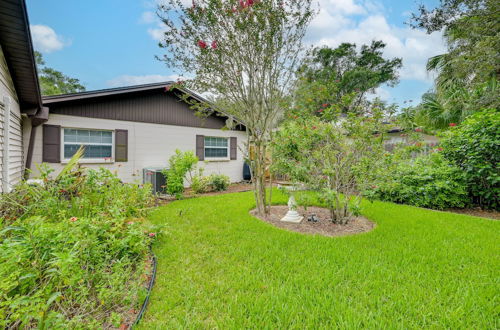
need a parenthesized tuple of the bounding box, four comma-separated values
(24, 106, 49, 179)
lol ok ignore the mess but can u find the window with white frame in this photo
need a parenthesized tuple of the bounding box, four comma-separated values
(204, 136, 229, 159)
(63, 128, 113, 160)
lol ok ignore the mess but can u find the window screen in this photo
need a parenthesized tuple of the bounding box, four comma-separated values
(63, 129, 113, 159)
(204, 137, 228, 158)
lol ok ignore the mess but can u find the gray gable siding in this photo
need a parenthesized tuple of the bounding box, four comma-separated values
(48, 90, 232, 130)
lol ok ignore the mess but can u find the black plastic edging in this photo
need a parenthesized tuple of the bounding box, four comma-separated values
(132, 252, 157, 328)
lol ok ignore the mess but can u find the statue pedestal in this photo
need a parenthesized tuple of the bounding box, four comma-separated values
(280, 195, 303, 223)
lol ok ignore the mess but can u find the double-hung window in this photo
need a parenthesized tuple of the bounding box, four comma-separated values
(204, 136, 229, 159)
(63, 128, 113, 161)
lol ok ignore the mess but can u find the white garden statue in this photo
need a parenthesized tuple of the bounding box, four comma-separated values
(281, 193, 303, 223)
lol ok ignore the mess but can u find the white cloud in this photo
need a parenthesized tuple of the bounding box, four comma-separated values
(139, 11, 157, 24)
(139, 0, 445, 101)
(106, 74, 180, 87)
(307, 11, 446, 83)
(30, 24, 69, 53)
(147, 25, 166, 41)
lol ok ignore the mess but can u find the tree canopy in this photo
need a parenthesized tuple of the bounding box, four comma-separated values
(35, 51, 86, 96)
(293, 41, 402, 115)
(407, 0, 499, 129)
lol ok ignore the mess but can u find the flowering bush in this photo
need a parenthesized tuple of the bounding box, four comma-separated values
(440, 109, 499, 209)
(364, 152, 468, 209)
(272, 113, 385, 224)
(0, 153, 159, 328)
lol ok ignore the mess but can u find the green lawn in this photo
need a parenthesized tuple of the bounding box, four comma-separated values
(139, 191, 499, 329)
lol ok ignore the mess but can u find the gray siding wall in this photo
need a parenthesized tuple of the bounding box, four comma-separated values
(0, 44, 24, 192)
(27, 114, 247, 184)
(48, 91, 231, 129)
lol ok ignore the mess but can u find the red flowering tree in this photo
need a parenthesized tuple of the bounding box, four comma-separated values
(157, 0, 315, 215)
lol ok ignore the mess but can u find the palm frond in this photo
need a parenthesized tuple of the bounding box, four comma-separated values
(56, 146, 84, 180)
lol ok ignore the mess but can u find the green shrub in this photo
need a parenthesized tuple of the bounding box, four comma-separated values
(440, 109, 499, 209)
(163, 150, 198, 199)
(365, 153, 468, 210)
(0, 155, 159, 328)
(191, 175, 212, 194)
(210, 174, 230, 192)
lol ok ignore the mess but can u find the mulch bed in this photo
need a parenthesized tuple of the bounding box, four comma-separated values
(156, 182, 253, 205)
(445, 208, 499, 220)
(250, 205, 375, 237)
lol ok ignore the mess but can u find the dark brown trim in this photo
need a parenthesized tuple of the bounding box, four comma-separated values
(24, 107, 49, 177)
(24, 124, 37, 179)
(42, 82, 246, 128)
(0, 0, 43, 112)
(196, 135, 205, 161)
(42, 124, 61, 163)
(230, 137, 237, 160)
(48, 91, 239, 130)
(42, 82, 173, 104)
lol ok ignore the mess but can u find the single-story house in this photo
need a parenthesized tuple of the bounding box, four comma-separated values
(1, 0, 248, 193)
(0, 0, 46, 193)
(25, 83, 248, 184)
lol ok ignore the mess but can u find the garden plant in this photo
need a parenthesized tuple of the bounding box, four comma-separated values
(0, 150, 159, 328)
(272, 111, 385, 224)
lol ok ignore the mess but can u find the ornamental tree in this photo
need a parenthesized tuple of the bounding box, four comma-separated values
(156, 0, 315, 215)
(271, 111, 385, 224)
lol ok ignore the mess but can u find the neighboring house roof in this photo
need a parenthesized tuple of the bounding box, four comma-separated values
(0, 0, 42, 115)
(43, 81, 246, 128)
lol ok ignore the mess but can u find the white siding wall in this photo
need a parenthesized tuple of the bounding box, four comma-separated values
(0, 45, 24, 193)
(28, 114, 248, 184)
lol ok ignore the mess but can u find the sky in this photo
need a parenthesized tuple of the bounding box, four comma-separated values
(26, 0, 444, 107)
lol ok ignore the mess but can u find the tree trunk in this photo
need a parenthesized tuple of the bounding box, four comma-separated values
(251, 141, 268, 216)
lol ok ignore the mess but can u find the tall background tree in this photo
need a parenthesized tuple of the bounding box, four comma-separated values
(291, 41, 402, 117)
(35, 51, 86, 96)
(157, 0, 315, 215)
(407, 0, 499, 129)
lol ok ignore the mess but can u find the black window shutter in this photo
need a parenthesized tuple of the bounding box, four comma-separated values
(230, 137, 237, 160)
(115, 129, 128, 162)
(196, 135, 204, 161)
(42, 124, 61, 163)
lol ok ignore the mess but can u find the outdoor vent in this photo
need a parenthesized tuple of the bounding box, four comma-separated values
(143, 168, 167, 194)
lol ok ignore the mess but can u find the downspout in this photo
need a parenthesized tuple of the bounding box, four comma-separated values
(24, 106, 49, 179)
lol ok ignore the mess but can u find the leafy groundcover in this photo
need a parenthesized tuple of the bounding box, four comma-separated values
(0, 154, 160, 328)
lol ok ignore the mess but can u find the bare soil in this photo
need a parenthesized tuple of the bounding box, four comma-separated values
(250, 205, 375, 237)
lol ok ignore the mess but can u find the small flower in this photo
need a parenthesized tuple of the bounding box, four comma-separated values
(322, 103, 328, 107)
(415, 142, 422, 147)
(127, 221, 134, 225)
(211, 40, 217, 49)
(318, 109, 324, 112)
(148, 232, 156, 238)
(415, 128, 422, 132)
(449, 123, 457, 127)
(312, 126, 317, 130)
(197, 40, 207, 49)
(437, 147, 443, 152)
(165, 86, 171, 92)
(70, 217, 78, 222)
